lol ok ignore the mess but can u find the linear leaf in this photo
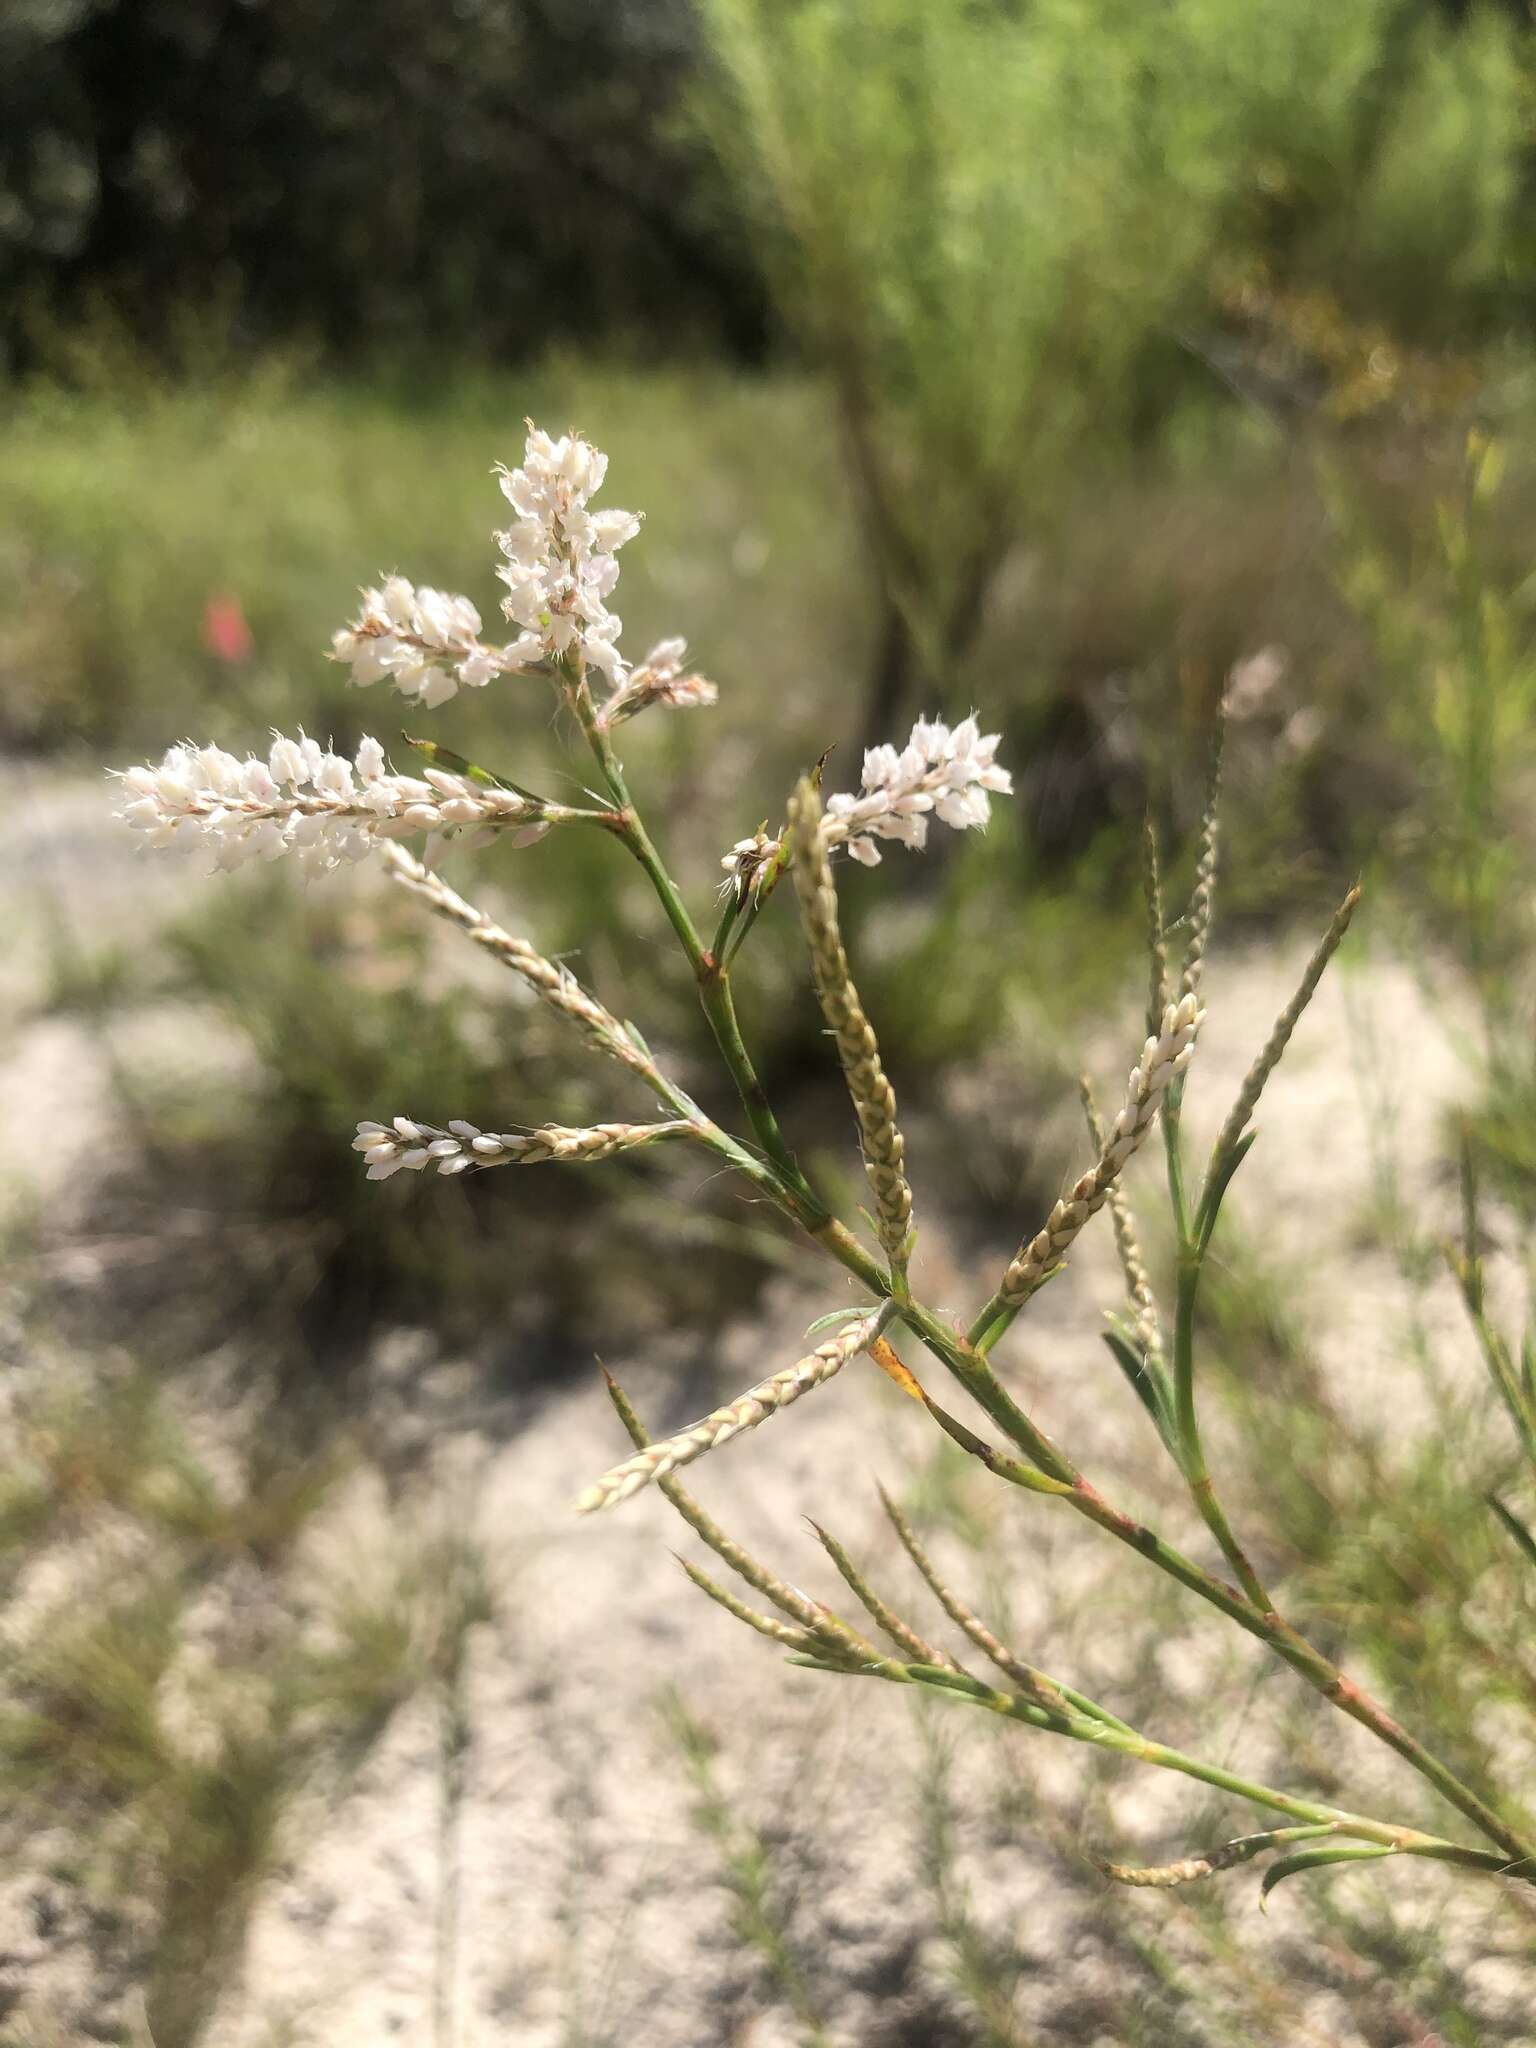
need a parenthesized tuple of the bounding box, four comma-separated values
(1489, 1494, 1536, 1570)
(1260, 1844, 1393, 1905)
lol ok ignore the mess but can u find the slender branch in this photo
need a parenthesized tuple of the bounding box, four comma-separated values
(563, 655, 823, 1206)
(1170, 1247, 1272, 1609)
(411, 783, 1526, 1869)
(796, 1656, 1532, 1885)
(523, 665, 1529, 1868)
(1059, 1475, 1533, 1862)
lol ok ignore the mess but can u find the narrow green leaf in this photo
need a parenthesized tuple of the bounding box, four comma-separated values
(1102, 1326, 1176, 1445)
(402, 733, 548, 805)
(803, 1305, 880, 1338)
(1488, 1494, 1536, 1570)
(1260, 1844, 1393, 1905)
(1457, 1121, 1484, 1309)
(1196, 1128, 1259, 1253)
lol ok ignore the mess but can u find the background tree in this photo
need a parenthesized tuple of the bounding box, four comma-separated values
(694, 0, 1531, 745)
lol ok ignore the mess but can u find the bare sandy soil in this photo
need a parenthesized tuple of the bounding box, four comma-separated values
(3, 764, 1534, 2047)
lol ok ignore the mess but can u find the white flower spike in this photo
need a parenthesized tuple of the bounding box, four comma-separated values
(353, 1116, 697, 1179)
(495, 424, 642, 688)
(113, 733, 564, 873)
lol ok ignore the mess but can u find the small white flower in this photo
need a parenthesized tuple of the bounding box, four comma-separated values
(598, 637, 719, 729)
(719, 829, 781, 903)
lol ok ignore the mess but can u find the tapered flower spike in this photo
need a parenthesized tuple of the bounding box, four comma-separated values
(1143, 813, 1169, 1039)
(1180, 724, 1224, 1003)
(675, 1556, 815, 1651)
(596, 638, 718, 729)
(1102, 1824, 1342, 1890)
(353, 1116, 698, 1180)
(576, 1308, 894, 1513)
(380, 846, 665, 1085)
(1081, 1079, 1164, 1367)
(494, 423, 642, 689)
(1209, 884, 1362, 1167)
(821, 713, 1013, 867)
(788, 781, 915, 1272)
(807, 1521, 962, 1671)
(877, 1487, 1095, 1723)
(331, 575, 512, 708)
(112, 733, 572, 872)
(602, 1370, 878, 1661)
(992, 995, 1203, 1312)
(719, 712, 1013, 897)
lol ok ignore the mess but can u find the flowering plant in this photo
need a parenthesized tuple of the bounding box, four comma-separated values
(113, 425, 1536, 1901)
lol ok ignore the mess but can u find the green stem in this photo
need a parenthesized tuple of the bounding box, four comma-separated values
(564, 656, 822, 1205)
(1172, 1246, 1272, 1609)
(811, 1658, 1532, 1883)
(1163, 1081, 1190, 1243)
(1468, 1303, 1536, 1472)
(698, 960, 824, 1209)
(673, 1128, 1532, 1863)
(1061, 1475, 1532, 1862)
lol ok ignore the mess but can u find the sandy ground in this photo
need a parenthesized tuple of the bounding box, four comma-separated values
(3, 764, 1534, 2047)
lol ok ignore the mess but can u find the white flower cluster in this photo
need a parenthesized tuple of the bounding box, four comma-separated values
(115, 733, 552, 872)
(330, 576, 506, 709)
(826, 714, 1012, 866)
(354, 1115, 693, 1179)
(597, 637, 718, 729)
(720, 713, 1012, 898)
(495, 426, 641, 687)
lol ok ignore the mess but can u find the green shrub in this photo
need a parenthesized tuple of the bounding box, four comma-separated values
(695, 0, 1531, 737)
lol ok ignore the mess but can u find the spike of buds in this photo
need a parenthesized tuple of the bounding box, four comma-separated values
(353, 1116, 697, 1179)
(575, 1310, 888, 1513)
(997, 995, 1203, 1309)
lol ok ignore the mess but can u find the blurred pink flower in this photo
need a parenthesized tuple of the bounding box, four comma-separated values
(202, 592, 253, 664)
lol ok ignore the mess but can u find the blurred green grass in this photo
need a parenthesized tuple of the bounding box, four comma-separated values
(0, 355, 863, 767)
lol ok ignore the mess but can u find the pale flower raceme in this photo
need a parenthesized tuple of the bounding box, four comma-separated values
(330, 575, 508, 709)
(113, 733, 563, 873)
(326, 428, 693, 720)
(720, 713, 1011, 899)
(994, 993, 1204, 1311)
(495, 425, 641, 688)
